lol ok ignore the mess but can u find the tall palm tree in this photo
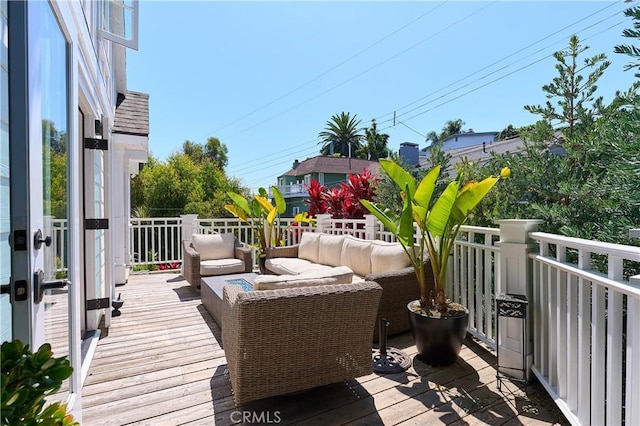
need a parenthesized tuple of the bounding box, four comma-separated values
(318, 112, 364, 157)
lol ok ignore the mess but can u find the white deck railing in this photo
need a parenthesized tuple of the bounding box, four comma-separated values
(529, 232, 640, 426)
(52, 214, 640, 425)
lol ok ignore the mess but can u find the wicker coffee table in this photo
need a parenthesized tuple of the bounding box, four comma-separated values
(201, 272, 258, 328)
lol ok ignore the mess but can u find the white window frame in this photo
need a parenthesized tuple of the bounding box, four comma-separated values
(292, 207, 300, 215)
(99, 0, 139, 50)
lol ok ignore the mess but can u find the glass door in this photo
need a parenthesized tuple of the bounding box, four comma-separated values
(29, 0, 72, 401)
(0, 0, 11, 344)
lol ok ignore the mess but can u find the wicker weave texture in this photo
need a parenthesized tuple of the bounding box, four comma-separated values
(222, 281, 382, 404)
(182, 239, 252, 292)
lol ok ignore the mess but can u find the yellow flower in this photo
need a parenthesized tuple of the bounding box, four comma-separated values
(500, 167, 511, 178)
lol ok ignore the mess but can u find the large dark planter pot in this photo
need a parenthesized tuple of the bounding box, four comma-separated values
(407, 301, 469, 366)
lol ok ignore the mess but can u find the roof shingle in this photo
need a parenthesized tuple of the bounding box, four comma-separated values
(113, 91, 149, 136)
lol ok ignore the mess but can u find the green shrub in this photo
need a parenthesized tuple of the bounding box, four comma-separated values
(1, 340, 77, 425)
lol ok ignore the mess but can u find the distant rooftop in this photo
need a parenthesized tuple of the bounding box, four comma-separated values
(282, 155, 379, 177)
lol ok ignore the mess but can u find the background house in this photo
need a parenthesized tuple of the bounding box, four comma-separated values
(274, 156, 379, 216)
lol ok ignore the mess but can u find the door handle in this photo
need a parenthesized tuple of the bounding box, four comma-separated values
(0, 284, 9, 295)
(34, 229, 52, 249)
(34, 269, 70, 304)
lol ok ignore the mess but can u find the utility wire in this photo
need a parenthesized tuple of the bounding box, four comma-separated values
(189, 2, 447, 144)
(217, 1, 497, 142)
(227, 5, 628, 185)
(383, 18, 628, 131)
(374, 0, 624, 125)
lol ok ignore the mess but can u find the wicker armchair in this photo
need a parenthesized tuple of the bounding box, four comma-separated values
(182, 234, 252, 292)
(222, 281, 383, 404)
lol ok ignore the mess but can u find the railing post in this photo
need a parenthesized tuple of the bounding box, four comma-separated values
(364, 214, 377, 240)
(181, 214, 199, 240)
(497, 219, 543, 381)
(180, 214, 198, 276)
(315, 214, 331, 235)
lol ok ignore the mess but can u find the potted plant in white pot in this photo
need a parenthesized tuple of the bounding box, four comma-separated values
(361, 159, 509, 365)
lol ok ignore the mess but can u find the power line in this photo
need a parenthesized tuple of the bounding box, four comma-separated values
(216, 1, 497, 142)
(189, 2, 448, 144)
(374, 1, 624, 126)
(386, 18, 628, 128)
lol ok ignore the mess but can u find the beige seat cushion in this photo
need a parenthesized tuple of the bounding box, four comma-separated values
(317, 234, 345, 267)
(200, 258, 245, 276)
(370, 241, 412, 274)
(340, 236, 373, 277)
(264, 257, 320, 275)
(191, 233, 235, 261)
(298, 232, 321, 263)
(254, 266, 353, 290)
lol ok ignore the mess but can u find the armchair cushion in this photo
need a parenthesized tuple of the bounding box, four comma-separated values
(200, 258, 246, 276)
(253, 266, 353, 289)
(191, 233, 234, 261)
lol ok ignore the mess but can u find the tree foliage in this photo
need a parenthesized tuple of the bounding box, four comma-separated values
(356, 119, 391, 160)
(614, 5, 640, 78)
(468, 34, 639, 254)
(131, 138, 244, 217)
(524, 35, 610, 143)
(318, 112, 364, 157)
(425, 118, 465, 145)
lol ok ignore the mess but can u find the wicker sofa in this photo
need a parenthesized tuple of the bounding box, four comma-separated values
(222, 281, 382, 404)
(182, 234, 252, 292)
(264, 232, 421, 337)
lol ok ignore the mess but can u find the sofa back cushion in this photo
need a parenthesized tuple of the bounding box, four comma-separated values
(298, 232, 321, 263)
(370, 241, 412, 274)
(317, 234, 346, 266)
(191, 233, 235, 261)
(340, 236, 373, 277)
(253, 266, 353, 290)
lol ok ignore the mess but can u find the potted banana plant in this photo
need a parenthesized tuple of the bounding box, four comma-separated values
(362, 159, 509, 365)
(225, 186, 313, 274)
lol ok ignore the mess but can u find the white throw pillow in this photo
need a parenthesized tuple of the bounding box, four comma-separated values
(340, 236, 373, 277)
(317, 234, 346, 266)
(298, 232, 321, 263)
(191, 233, 234, 261)
(370, 241, 412, 274)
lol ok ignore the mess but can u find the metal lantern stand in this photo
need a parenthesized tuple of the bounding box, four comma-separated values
(372, 318, 411, 374)
(495, 294, 528, 391)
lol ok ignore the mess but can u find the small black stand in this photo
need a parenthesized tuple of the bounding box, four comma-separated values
(496, 293, 528, 390)
(372, 319, 411, 374)
(112, 293, 124, 317)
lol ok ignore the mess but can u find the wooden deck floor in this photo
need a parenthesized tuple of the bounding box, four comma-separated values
(81, 273, 569, 426)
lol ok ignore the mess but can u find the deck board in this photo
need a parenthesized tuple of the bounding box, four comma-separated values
(81, 273, 569, 425)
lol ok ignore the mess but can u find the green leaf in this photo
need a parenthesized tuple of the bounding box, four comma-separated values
(226, 192, 250, 214)
(224, 204, 247, 222)
(414, 165, 440, 209)
(451, 177, 499, 225)
(271, 186, 286, 215)
(379, 159, 416, 197)
(426, 181, 459, 237)
(360, 200, 398, 237)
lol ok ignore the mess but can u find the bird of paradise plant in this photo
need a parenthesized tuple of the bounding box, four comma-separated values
(361, 159, 510, 314)
(225, 186, 314, 256)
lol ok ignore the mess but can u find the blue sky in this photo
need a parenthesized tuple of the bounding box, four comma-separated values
(127, 1, 637, 192)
